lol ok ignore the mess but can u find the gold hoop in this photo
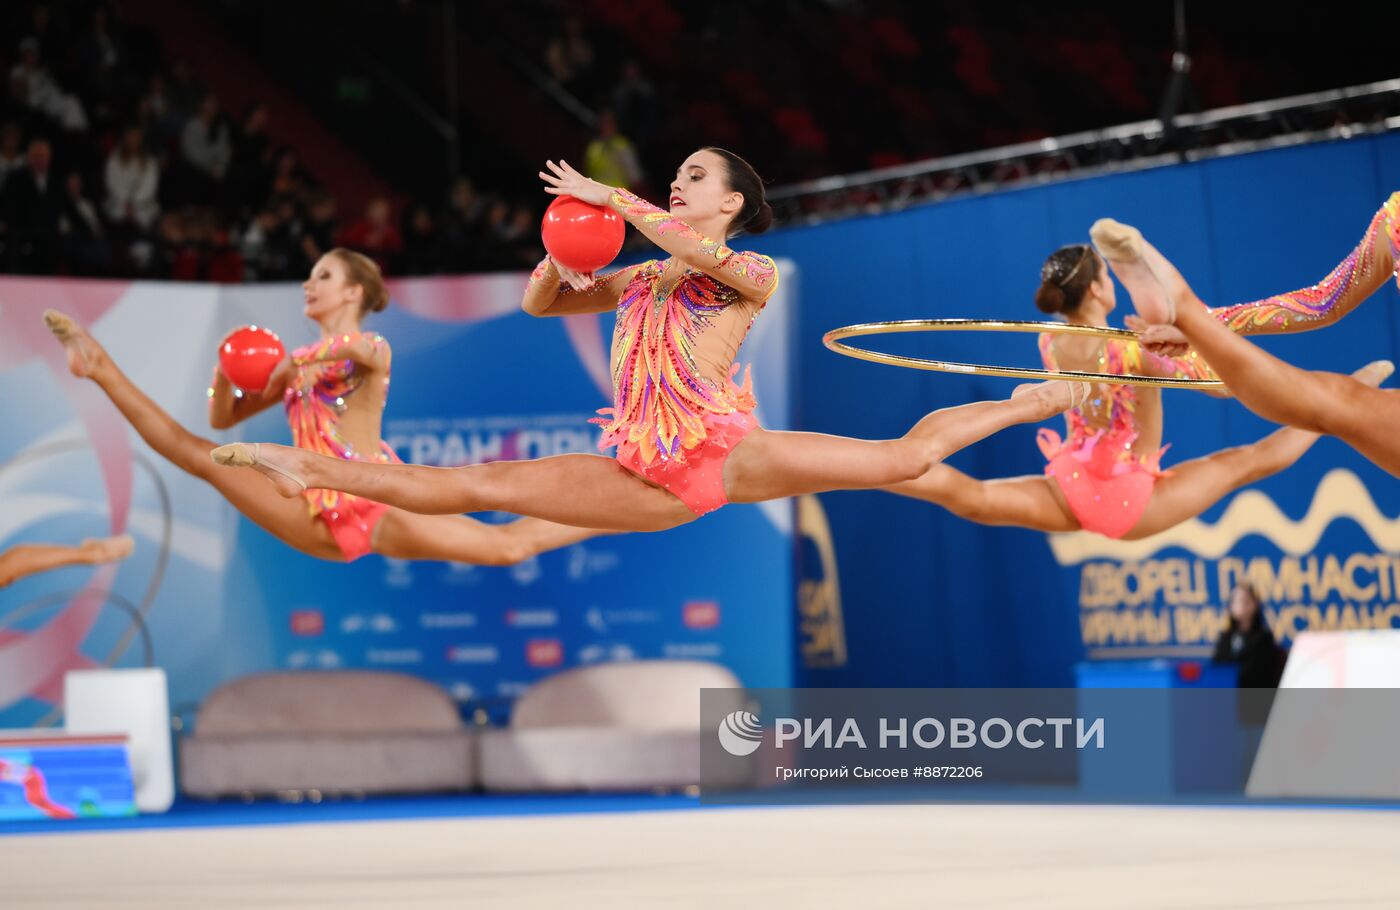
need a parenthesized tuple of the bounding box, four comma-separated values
(822, 319, 1224, 390)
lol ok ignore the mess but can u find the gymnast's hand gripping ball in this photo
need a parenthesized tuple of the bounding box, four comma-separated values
(218, 326, 286, 393)
(541, 195, 626, 273)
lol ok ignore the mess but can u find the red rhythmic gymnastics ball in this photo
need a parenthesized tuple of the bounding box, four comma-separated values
(219, 325, 286, 392)
(541, 195, 625, 273)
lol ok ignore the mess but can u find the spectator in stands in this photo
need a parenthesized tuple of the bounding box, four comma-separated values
(479, 195, 512, 258)
(299, 191, 338, 269)
(583, 109, 643, 191)
(544, 16, 595, 91)
(462, 196, 540, 269)
(180, 208, 211, 280)
(203, 209, 244, 283)
(271, 193, 304, 246)
(397, 202, 443, 275)
(105, 124, 160, 231)
(503, 202, 533, 242)
(440, 176, 484, 268)
(140, 74, 182, 144)
(268, 146, 308, 201)
(24, 3, 62, 62)
(337, 196, 401, 270)
(230, 104, 274, 214)
(165, 59, 203, 127)
(1, 138, 63, 273)
(77, 6, 124, 115)
(9, 37, 89, 132)
(502, 201, 543, 267)
(611, 60, 658, 147)
(180, 93, 233, 202)
(1212, 583, 1283, 688)
(155, 206, 239, 282)
(59, 170, 107, 274)
(446, 177, 483, 223)
(0, 123, 25, 190)
(146, 210, 188, 277)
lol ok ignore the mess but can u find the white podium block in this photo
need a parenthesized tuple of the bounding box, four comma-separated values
(1275, 629, 1400, 688)
(1246, 630, 1400, 800)
(64, 668, 175, 813)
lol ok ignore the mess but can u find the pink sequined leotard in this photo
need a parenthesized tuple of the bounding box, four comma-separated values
(1209, 191, 1400, 333)
(1037, 335, 1217, 539)
(284, 331, 400, 560)
(528, 189, 779, 515)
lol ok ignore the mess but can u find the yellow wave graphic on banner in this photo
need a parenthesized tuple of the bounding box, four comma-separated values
(1048, 469, 1400, 565)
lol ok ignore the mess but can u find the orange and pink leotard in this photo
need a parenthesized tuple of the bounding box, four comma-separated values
(1037, 336, 1216, 539)
(528, 188, 779, 515)
(284, 331, 400, 560)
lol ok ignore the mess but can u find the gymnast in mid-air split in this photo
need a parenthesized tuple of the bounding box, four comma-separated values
(883, 238, 1390, 539)
(44, 249, 604, 567)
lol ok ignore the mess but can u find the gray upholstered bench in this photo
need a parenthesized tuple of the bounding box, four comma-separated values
(180, 671, 474, 798)
(479, 660, 749, 792)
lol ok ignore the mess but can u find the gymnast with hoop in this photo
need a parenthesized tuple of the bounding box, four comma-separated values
(208, 150, 1082, 530)
(877, 242, 1391, 540)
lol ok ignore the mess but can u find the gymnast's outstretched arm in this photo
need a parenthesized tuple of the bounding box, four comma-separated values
(604, 188, 779, 302)
(1207, 192, 1399, 335)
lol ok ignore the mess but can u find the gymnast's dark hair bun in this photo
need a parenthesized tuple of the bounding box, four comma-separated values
(1035, 281, 1067, 314)
(1036, 244, 1098, 314)
(747, 200, 775, 235)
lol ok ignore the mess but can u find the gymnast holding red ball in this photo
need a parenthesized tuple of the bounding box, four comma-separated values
(43, 249, 602, 567)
